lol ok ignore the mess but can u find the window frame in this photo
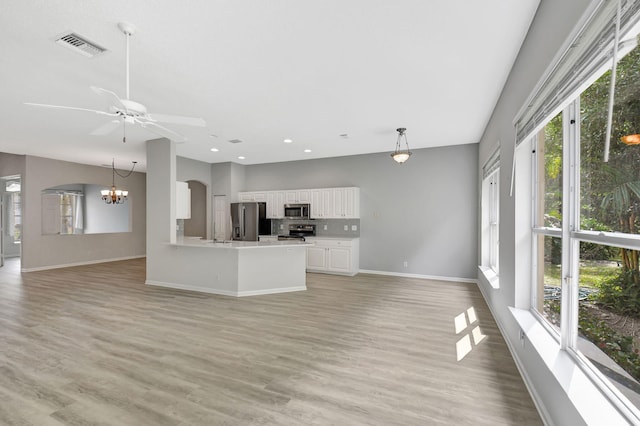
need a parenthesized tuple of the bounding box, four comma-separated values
(481, 149, 500, 283)
(528, 92, 640, 421)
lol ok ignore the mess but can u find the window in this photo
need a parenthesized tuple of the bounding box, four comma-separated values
(41, 192, 84, 235)
(532, 112, 563, 329)
(481, 149, 500, 282)
(528, 32, 640, 417)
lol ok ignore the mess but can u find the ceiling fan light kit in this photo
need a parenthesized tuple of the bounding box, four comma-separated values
(26, 22, 206, 143)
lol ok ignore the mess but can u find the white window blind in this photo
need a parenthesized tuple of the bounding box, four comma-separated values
(514, 0, 640, 144)
(482, 148, 500, 179)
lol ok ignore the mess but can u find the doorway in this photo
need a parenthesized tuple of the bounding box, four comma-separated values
(1, 176, 22, 268)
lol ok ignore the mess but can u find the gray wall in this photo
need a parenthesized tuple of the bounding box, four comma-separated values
(184, 180, 206, 238)
(177, 156, 212, 239)
(83, 184, 130, 234)
(477, 0, 604, 424)
(21, 155, 146, 270)
(243, 144, 478, 280)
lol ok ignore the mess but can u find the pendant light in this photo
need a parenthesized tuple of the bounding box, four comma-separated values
(101, 159, 137, 204)
(391, 127, 412, 164)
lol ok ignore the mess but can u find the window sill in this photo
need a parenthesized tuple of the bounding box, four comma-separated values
(509, 307, 635, 424)
(478, 266, 499, 289)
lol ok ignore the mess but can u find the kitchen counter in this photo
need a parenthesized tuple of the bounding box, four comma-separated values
(305, 236, 360, 240)
(172, 237, 312, 249)
(147, 237, 310, 297)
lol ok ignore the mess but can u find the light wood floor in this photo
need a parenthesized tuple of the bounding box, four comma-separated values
(0, 258, 541, 425)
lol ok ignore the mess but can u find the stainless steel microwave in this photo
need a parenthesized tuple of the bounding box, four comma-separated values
(284, 203, 310, 219)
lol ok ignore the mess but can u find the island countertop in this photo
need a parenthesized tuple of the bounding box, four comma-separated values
(170, 237, 313, 249)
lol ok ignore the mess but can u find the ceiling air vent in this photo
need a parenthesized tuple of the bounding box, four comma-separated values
(55, 32, 107, 58)
(229, 139, 243, 144)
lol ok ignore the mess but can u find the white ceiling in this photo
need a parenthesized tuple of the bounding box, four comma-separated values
(0, 0, 539, 170)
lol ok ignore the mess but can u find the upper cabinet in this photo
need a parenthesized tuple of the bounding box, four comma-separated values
(266, 191, 285, 219)
(239, 191, 266, 202)
(240, 186, 360, 219)
(310, 188, 333, 219)
(285, 190, 311, 204)
(176, 181, 191, 219)
(332, 187, 359, 218)
(311, 187, 359, 219)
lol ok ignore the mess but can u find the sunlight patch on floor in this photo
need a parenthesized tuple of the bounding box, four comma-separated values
(455, 306, 486, 361)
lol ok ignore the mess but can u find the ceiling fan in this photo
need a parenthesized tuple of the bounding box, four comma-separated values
(25, 22, 206, 142)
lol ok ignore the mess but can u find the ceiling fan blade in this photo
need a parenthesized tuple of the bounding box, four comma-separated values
(90, 119, 122, 136)
(25, 102, 118, 117)
(145, 113, 206, 127)
(139, 120, 187, 142)
(90, 86, 127, 110)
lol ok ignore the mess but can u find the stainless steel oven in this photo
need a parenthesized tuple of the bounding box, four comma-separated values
(284, 203, 310, 220)
(277, 224, 316, 241)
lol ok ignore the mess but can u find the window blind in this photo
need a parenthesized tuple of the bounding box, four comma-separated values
(514, 0, 640, 145)
(483, 148, 500, 179)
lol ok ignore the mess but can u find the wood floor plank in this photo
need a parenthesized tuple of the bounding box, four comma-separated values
(0, 258, 541, 425)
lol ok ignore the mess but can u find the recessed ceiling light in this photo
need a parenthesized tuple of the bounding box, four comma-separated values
(210, 134, 218, 138)
(210, 148, 219, 152)
(340, 133, 349, 138)
(304, 149, 312, 153)
(238, 156, 245, 160)
(283, 138, 293, 143)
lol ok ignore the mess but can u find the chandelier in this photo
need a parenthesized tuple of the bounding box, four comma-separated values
(101, 159, 137, 204)
(391, 127, 412, 164)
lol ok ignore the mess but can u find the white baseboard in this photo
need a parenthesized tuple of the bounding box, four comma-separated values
(21, 255, 145, 272)
(146, 280, 306, 297)
(358, 269, 477, 284)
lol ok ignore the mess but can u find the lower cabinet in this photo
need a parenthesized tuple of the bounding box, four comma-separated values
(306, 238, 359, 276)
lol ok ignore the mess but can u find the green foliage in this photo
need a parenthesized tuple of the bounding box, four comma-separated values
(596, 269, 640, 316)
(579, 218, 618, 260)
(579, 306, 640, 382)
(581, 40, 640, 234)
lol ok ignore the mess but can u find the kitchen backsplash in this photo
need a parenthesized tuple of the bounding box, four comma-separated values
(271, 218, 360, 237)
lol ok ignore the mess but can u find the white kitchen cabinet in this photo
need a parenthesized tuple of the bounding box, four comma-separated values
(266, 191, 285, 218)
(310, 189, 333, 219)
(306, 246, 327, 269)
(241, 186, 359, 218)
(176, 181, 191, 219)
(285, 190, 311, 204)
(332, 187, 360, 218)
(239, 191, 267, 202)
(305, 238, 359, 276)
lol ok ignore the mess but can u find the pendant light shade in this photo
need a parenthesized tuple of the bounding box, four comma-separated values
(391, 127, 412, 164)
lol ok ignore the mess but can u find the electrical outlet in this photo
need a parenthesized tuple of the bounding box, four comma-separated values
(351, 225, 357, 231)
(280, 224, 284, 229)
(324, 225, 328, 230)
(403, 261, 408, 268)
(344, 225, 348, 231)
(519, 329, 526, 346)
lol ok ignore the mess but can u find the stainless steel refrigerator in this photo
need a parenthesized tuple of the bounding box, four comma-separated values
(230, 202, 271, 241)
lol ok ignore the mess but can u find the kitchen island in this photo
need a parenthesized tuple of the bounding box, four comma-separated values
(146, 238, 313, 297)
